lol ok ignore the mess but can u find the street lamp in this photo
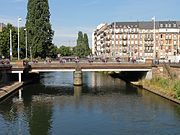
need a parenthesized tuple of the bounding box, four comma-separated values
(30, 46, 32, 62)
(9, 29, 12, 60)
(24, 28, 28, 59)
(152, 16, 156, 59)
(17, 17, 22, 60)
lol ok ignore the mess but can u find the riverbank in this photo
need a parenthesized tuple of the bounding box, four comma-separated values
(0, 80, 34, 101)
(132, 76, 180, 104)
(0, 82, 23, 100)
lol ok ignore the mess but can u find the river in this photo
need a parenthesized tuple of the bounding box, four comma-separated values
(0, 72, 180, 135)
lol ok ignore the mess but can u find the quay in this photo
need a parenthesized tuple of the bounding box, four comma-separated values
(0, 81, 23, 100)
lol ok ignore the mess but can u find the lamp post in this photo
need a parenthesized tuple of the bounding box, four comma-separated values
(17, 17, 22, 60)
(30, 46, 32, 62)
(10, 29, 12, 60)
(24, 28, 28, 59)
(152, 16, 156, 59)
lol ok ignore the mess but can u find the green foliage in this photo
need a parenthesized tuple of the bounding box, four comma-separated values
(146, 76, 180, 100)
(74, 31, 91, 57)
(0, 24, 20, 59)
(58, 45, 72, 56)
(48, 44, 58, 58)
(173, 81, 180, 99)
(26, 0, 54, 58)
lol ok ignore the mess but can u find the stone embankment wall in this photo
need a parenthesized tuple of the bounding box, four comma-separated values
(152, 65, 180, 80)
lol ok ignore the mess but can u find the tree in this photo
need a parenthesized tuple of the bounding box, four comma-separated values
(77, 31, 84, 46)
(74, 31, 91, 57)
(83, 33, 91, 56)
(0, 24, 20, 59)
(26, 0, 54, 58)
(58, 45, 72, 56)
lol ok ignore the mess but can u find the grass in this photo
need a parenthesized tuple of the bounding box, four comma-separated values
(140, 76, 180, 99)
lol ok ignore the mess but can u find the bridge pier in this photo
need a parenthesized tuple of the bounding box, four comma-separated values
(18, 72, 22, 83)
(73, 71, 83, 86)
(145, 70, 152, 80)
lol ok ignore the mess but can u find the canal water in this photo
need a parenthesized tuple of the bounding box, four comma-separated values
(0, 72, 180, 135)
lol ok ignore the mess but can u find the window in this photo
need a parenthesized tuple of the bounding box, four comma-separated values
(135, 35, 138, 39)
(132, 34, 134, 38)
(160, 24, 163, 28)
(135, 41, 138, 44)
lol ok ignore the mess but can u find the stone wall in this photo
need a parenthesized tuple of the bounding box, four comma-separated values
(152, 65, 180, 79)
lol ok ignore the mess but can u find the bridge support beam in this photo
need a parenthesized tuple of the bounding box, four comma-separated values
(73, 71, 83, 86)
(18, 72, 22, 83)
(145, 70, 152, 80)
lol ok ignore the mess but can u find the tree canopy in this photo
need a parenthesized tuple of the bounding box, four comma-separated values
(26, 0, 55, 58)
(74, 31, 91, 57)
(58, 45, 72, 56)
(0, 24, 19, 59)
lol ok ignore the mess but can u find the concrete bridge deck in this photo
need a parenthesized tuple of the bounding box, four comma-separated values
(28, 63, 152, 72)
(9, 62, 153, 83)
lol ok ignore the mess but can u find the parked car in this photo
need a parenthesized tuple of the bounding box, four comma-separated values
(159, 58, 168, 63)
(136, 57, 146, 63)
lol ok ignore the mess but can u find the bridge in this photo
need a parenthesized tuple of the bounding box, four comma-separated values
(7, 61, 152, 85)
(1, 61, 180, 85)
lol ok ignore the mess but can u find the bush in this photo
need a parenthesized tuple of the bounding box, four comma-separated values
(173, 81, 180, 99)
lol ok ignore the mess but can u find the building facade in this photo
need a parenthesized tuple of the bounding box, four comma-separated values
(92, 21, 180, 59)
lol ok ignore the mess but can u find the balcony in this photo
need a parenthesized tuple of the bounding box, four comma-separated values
(144, 37, 153, 41)
(144, 44, 153, 47)
(165, 36, 172, 40)
(144, 49, 153, 53)
(106, 37, 111, 41)
(106, 49, 110, 53)
(122, 43, 127, 46)
(122, 37, 127, 40)
(106, 43, 110, 47)
(123, 49, 127, 53)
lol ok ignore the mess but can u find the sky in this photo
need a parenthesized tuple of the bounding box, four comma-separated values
(0, 0, 180, 47)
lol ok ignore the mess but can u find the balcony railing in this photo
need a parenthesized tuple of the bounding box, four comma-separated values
(144, 49, 153, 53)
(144, 37, 153, 41)
(122, 37, 127, 40)
(144, 44, 153, 47)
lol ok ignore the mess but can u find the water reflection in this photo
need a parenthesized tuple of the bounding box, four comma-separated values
(0, 72, 180, 135)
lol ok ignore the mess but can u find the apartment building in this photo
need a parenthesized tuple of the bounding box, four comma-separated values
(92, 21, 180, 59)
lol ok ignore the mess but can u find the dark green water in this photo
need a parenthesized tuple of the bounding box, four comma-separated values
(0, 72, 180, 135)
